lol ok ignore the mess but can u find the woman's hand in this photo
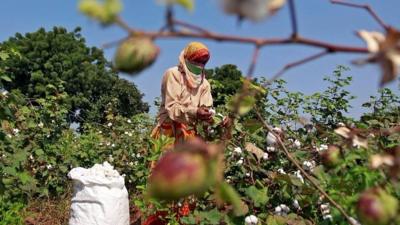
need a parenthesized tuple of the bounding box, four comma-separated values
(197, 107, 213, 121)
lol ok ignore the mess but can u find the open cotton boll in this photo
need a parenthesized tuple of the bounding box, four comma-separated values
(266, 132, 277, 145)
(209, 108, 216, 115)
(233, 147, 242, 154)
(244, 215, 258, 225)
(294, 139, 301, 148)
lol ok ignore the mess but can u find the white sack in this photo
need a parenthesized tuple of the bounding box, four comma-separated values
(68, 162, 129, 225)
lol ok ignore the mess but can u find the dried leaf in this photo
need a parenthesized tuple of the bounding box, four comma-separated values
(356, 28, 400, 86)
(334, 127, 351, 138)
(370, 154, 395, 169)
(245, 142, 265, 161)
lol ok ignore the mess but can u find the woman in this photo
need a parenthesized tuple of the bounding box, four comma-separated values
(151, 42, 214, 144)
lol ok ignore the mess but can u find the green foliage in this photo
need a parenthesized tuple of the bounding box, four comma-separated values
(1, 62, 399, 225)
(0, 27, 149, 127)
(0, 197, 24, 225)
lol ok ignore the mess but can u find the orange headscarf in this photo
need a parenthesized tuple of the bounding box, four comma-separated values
(179, 42, 210, 89)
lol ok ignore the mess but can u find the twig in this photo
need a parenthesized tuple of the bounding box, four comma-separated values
(331, 0, 389, 30)
(113, 17, 368, 53)
(173, 19, 213, 35)
(267, 50, 329, 84)
(288, 0, 299, 38)
(247, 46, 261, 76)
(115, 16, 136, 34)
(166, 6, 175, 32)
(102, 37, 128, 49)
(254, 108, 357, 225)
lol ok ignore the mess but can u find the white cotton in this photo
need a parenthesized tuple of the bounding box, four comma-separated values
(277, 168, 286, 174)
(209, 108, 216, 115)
(233, 147, 242, 154)
(320, 203, 330, 211)
(294, 139, 301, 148)
(279, 204, 290, 213)
(244, 215, 259, 225)
(318, 144, 328, 151)
(293, 199, 301, 210)
(267, 132, 277, 145)
(266, 146, 276, 152)
(323, 215, 333, 221)
(237, 159, 244, 165)
(294, 170, 304, 184)
(262, 152, 269, 160)
(107, 122, 112, 127)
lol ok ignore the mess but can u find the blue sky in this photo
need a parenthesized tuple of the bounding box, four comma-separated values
(1, 0, 399, 117)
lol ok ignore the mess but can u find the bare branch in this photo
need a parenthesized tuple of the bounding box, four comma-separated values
(102, 37, 128, 49)
(254, 108, 358, 225)
(331, 0, 389, 30)
(114, 16, 136, 34)
(172, 19, 213, 35)
(247, 46, 261, 76)
(288, 0, 299, 38)
(267, 50, 329, 84)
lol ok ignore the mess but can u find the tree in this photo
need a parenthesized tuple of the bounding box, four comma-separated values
(0, 27, 149, 126)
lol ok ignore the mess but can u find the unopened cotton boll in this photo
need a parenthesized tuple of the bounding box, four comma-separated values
(244, 215, 258, 225)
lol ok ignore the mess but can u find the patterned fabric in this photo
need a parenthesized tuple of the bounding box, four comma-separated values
(183, 42, 210, 65)
(151, 120, 196, 145)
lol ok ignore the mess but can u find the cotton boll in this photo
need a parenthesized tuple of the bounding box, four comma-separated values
(293, 199, 301, 210)
(267, 132, 277, 145)
(233, 147, 242, 154)
(262, 152, 269, 160)
(294, 139, 301, 148)
(244, 215, 258, 225)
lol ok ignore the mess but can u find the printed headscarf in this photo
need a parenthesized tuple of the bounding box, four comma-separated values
(179, 42, 210, 89)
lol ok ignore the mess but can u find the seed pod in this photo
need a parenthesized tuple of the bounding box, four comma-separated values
(114, 37, 159, 74)
(357, 188, 399, 225)
(148, 151, 209, 200)
(320, 145, 341, 168)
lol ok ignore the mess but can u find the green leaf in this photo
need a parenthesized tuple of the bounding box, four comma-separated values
(245, 185, 268, 207)
(0, 51, 9, 60)
(0, 74, 12, 82)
